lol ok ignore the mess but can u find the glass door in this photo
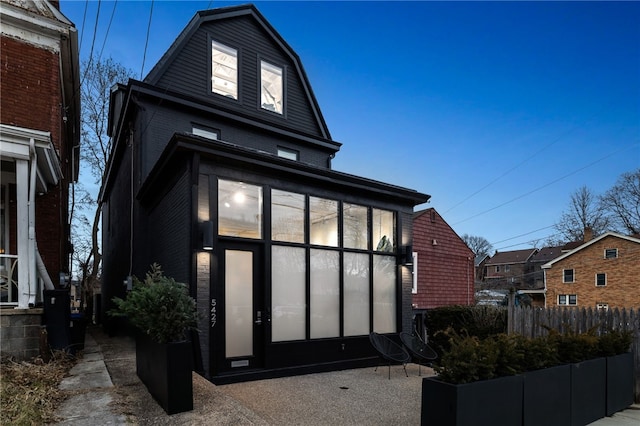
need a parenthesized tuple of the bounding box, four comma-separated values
(216, 243, 264, 372)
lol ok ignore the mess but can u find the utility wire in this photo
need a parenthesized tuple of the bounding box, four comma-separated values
(452, 141, 640, 226)
(78, 0, 89, 51)
(97, 0, 118, 63)
(140, 0, 155, 80)
(490, 224, 557, 246)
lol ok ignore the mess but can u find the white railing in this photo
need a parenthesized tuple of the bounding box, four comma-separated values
(0, 254, 19, 305)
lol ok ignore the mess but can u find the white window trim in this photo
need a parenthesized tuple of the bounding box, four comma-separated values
(260, 60, 283, 114)
(563, 269, 575, 283)
(595, 273, 607, 287)
(211, 40, 238, 100)
(604, 248, 618, 259)
(558, 294, 577, 306)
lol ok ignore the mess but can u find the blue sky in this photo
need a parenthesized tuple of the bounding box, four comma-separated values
(60, 0, 640, 252)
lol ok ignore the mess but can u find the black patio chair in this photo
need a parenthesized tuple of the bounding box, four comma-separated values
(369, 332, 410, 379)
(399, 331, 438, 376)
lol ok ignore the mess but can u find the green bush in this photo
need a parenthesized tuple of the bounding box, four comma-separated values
(434, 327, 632, 385)
(110, 263, 199, 344)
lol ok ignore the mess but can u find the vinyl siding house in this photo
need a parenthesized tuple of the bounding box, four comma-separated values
(100, 4, 429, 383)
(542, 232, 640, 309)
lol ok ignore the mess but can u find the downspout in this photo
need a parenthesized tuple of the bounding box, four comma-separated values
(37, 249, 55, 290)
(28, 140, 37, 305)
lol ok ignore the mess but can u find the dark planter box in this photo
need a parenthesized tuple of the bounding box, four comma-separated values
(421, 375, 523, 426)
(606, 352, 634, 416)
(136, 332, 193, 415)
(571, 357, 606, 426)
(523, 364, 571, 426)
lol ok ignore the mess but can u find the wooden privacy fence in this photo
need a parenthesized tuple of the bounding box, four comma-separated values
(508, 306, 640, 402)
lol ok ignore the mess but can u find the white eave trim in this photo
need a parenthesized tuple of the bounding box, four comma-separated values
(0, 1, 71, 51)
(0, 124, 62, 191)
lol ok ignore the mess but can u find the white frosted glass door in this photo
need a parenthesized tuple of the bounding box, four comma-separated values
(225, 250, 253, 358)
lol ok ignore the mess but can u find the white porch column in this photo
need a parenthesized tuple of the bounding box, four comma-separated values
(15, 159, 30, 308)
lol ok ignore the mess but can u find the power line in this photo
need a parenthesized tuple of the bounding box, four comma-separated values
(78, 0, 89, 51)
(490, 224, 557, 246)
(97, 0, 118, 63)
(452, 141, 640, 226)
(140, 0, 155, 80)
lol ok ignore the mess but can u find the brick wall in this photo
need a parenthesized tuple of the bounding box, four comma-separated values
(1, 35, 68, 275)
(413, 209, 475, 308)
(546, 236, 640, 309)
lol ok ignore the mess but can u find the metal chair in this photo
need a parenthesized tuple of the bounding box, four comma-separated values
(369, 332, 410, 379)
(399, 331, 438, 376)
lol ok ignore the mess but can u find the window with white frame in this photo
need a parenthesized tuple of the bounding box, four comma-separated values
(211, 40, 238, 99)
(595, 273, 606, 287)
(260, 60, 283, 114)
(277, 147, 298, 161)
(604, 248, 618, 259)
(192, 126, 219, 140)
(563, 269, 574, 283)
(596, 303, 609, 311)
(558, 294, 577, 305)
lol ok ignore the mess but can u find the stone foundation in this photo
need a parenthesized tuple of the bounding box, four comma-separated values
(0, 308, 44, 360)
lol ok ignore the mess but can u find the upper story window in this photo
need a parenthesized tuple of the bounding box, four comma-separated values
(260, 60, 283, 114)
(563, 269, 574, 283)
(595, 273, 607, 287)
(277, 147, 298, 161)
(604, 248, 618, 259)
(505, 265, 511, 272)
(211, 40, 238, 99)
(192, 126, 219, 140)
(495, 266, 501, 273)
(372, 208, 395, 253)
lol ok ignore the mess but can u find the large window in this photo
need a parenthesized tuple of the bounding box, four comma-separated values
(310, 249, 340, 339)
(272, 246, 306, 342)
(310, 197, 338, 247)
(373, 208, 395, 252)
(343, 203, 368, 250)
(260, 61, 283, 114)
(373, 255, 396, 333)
(272, 189, 305, 243)
(218, 179, 262, 238)
(211, 41, 238, 99)
(343, 252, 370, 337)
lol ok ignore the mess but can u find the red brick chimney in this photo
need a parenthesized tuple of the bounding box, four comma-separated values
(584, 226, 594, 241)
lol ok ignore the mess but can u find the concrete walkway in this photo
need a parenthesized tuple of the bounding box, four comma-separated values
(53, 327, 640, 425)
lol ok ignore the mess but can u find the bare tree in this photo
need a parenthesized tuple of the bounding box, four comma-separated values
(71, 56, 133, 316)
(461, 234, 493, 257)
(599, 168, 640, 235)
(554, 186, 610, 242)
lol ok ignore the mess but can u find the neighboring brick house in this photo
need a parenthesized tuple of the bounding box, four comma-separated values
(100, 4, 429, 383)
(412, 208, 474, 311)
(542, 232, 640, 309)
(0, 0, 79, 308)
(483, 248, 538, 290)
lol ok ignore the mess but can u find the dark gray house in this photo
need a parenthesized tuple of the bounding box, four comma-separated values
(101, 4, 429, 383)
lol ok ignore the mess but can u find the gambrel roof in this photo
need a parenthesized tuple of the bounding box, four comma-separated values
(541, 232, 640, 269)
(144, 3, 332, 140)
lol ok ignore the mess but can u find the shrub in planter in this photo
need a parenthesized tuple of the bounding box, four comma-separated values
(110, 264, 199, 414)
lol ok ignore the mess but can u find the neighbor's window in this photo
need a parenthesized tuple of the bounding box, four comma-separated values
(597, 303, 609, 311)
(277, 147, 298, 161)
(343, 203, 368, 250)
(596, 273, 607, 287)
(505, 265, 511, 272)
(558, 294, 577, 306)
(495, 266, 501, 273)
(563, 269, 574, 283)
(271, 189, 305, 243)
(218, 179, 262, 238)
(372, 208, 395, 252)
(211, 41, 238, 99)
(261, 61, 283, 114)
(604, 248, 618, 259)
